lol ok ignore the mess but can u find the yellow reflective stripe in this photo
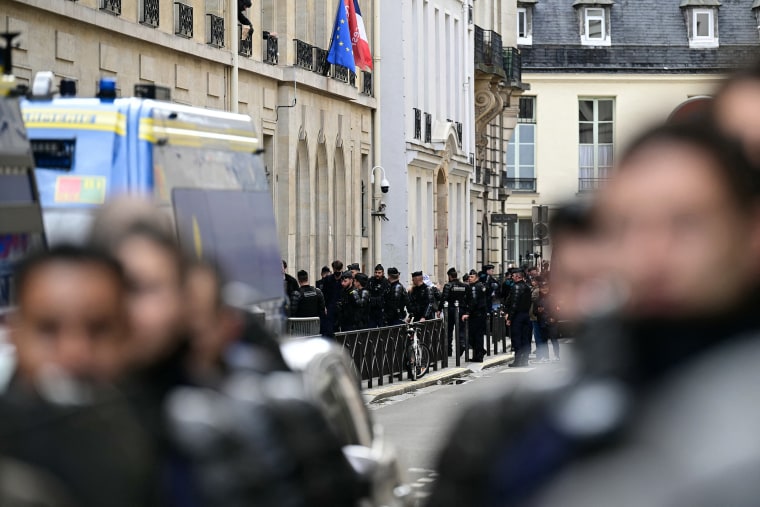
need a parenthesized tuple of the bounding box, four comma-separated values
(23, 109, 127, 136)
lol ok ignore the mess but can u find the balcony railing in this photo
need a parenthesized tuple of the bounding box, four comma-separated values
(333, 65, 350, 83)
(100, 0, 121, 15)
(361, 71, 373, 96)
(413, 108, 421, 140)
(424, 112, 432, 143)
(474, 26, 504, 69)
(314, 47, 330, 75)
(455, 121, 463, 146)
(206, 13, 224, 48)
(504, 47, 522, 86)
(475, 165, 482, 184)
(263, 32, 278, 65)
(578, 178, 609, 192)
(506, 178, 537, 192)
(139, 0, 159, 27)
(174, 2, 193, 38)
(239, 24, 252, 57)
(295, 39, 313, 70)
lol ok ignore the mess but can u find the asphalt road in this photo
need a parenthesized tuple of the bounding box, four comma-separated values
(369, 355, 572, 505)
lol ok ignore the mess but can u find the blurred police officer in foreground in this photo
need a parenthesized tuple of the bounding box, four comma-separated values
(367, 264, 390, 327)
(385, 267, 409, 326)
(430, 122, 760, 507)
(442, 267, 468, 356)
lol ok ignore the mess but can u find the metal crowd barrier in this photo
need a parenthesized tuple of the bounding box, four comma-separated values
(286, 317, 321, 337)
(334, 318, 447, 389)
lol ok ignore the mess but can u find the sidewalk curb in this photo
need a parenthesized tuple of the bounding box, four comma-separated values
(362, 352, 514, 404)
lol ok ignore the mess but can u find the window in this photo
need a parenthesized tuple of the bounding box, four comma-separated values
(578, 5, 611, 46)
(505, 219, 535, 266)
(517, 7, 532, 45)
(506, 97, 536, 192)
(681, 2, 719, 49)
(578, 98, 614, 192)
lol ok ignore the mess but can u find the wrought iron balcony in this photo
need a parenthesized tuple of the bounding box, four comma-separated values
(100, 0, 121, 15)
(263, 32, 278, 65)
(239, 24, 252, 57)
(455, 121, 463, 145)
(206, 14, 224, 48)
(413, 108, 421, 140)
(475, 165, 482, 184)
(174, 2, 193, 39)
(295, 39, 313, 70)
(474, 26, 504, 71)
(314, 47, 330, 75)
(506, 178, 537, 192)
(424, 112, 432, 143)
(139, 0, 159, 27)
(503, 47, 522, 87)
(361, 71, 373, 96)
(333, 64, 349, 83)
(578, 177, 609, 192)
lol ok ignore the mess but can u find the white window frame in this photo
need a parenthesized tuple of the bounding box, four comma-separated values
(517, 7, 532, 45)
(581, 7, 611, 46)
(689, 8, 718, 49)
(578, 98, 615, 192)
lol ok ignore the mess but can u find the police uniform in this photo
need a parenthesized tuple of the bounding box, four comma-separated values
(367, 264, 391, 328)
(506, 275, 533, 366)
(442, 268, 468, 355)
(466, 275, 488, 361)
(353, 273, 371, 330)
(384, 268, 409, 326)
(483, 264, 501, 312)
(290, 284, 325, 319)
(337, 272, 367, 332)
(408, 271, 434, 322)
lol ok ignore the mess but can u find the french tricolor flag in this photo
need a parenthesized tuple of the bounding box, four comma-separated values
(345, 0, 373, 71)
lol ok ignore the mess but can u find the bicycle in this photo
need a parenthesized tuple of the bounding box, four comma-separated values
(404, 322, 431, 381)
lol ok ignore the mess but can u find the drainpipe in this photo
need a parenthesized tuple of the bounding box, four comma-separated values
(230, 0, 239, 112)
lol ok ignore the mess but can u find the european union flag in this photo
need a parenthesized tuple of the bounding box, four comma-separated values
(326, 0, 356, 73)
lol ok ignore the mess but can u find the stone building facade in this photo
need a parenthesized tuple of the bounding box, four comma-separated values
(3, 0, 377, 279)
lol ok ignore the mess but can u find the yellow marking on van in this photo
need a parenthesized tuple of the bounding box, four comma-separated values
(23, 109, 127, 136)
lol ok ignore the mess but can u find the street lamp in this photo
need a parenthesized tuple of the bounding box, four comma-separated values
(371, 165, 390, 193)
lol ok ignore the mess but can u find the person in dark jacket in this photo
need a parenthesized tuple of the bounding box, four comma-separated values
(337, 271, 366, 332)
(384, 267, 409, 326)
(505, 270, 533, 367)
(322, 260, 344, 336)
(463, 270, 488, 362)
(238, 0, 253, 38)
(353, 273, 371, 330)
(483, 264, 501, 312)
(442, 267, 468, 356)
(290, 270, 326, 319)
(408, 271, 434, 322)
(282, 260, 299, 306)
(367, 264, 390, 327)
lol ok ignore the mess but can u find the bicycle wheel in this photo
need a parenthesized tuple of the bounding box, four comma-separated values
(405, 345, 417, 381)
(416, 344, 431, 379)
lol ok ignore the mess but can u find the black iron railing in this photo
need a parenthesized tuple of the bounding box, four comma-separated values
(140, 0, 159, 27)
(206, 13, 224, 48)
(349, 71, 356, 87)
(504, 47, 522, 86)
(578, 177, 608, 192)
(455, 121, 463, 145)
(239, 25, 252, 56)
(361, 71, 373, 95)
(174, 2, 193, 38)
(295, 39, 313, 70)
(475, 165, 482, 183)
(506, 177, 537, 192)
(333, 64, 350, 83)
(475, 26, 504, 69)
(263, 33, 278, 65)
(314, 47, 330, 75)
(424, 112, 432, 143)
(413, 108, 422, 140)
(100, 0, 121, 15)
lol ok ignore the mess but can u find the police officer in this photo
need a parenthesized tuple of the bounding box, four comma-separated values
(408, 271, 434, 322)
(337, 271, 365, 332)
(505, 269, 533, 367)
(347, 263, 361, 277)
(483, 264, 501, 312)
(384, 267, 409, 326)
(441, 267, 468, 356)
(315, 266, 331, 292)
(353, 273, 371, 330)
(367, 264, 390, 327)
(463, 270, 488, 362)
(290, 270, 326, 319)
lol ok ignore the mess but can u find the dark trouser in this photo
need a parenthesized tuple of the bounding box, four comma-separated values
(368, 310, 384, 328)
(511, 312, 532, 364)
(446, 308, 464, 355)
(533, 321, 548, 360)
(468, 314, 486, 360)
(546, 324, 560, 359)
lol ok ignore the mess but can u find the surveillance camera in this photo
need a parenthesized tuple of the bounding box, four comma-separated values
(381, 178, 390, 193)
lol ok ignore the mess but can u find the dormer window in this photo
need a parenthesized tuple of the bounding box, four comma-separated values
(680, 0, 720, 49)
(573, 1, 613, 47)
(517, 1, 537, 46)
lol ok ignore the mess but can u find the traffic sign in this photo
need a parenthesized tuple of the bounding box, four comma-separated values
(491, 213, 518, 224)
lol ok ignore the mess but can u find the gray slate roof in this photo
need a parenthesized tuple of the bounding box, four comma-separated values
(522, 0, 760, 73)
